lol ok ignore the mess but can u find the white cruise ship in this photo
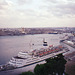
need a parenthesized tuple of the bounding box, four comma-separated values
(8, 45, 68, 68)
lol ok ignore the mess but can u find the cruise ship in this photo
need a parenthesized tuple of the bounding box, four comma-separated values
(8, 45, 68, 68)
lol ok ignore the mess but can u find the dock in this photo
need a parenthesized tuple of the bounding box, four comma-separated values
(62, 41, 75, 48)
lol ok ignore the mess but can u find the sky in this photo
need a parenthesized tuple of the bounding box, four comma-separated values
(0, 0, 75, 28)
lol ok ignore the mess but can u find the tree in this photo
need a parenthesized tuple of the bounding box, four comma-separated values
(34, 53, 67, 75)
(20, 71, 34, 75)
(45, 53, 67, 75)
(34, 64, 48, 75)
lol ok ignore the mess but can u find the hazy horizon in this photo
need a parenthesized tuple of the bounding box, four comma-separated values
(0, 26, 75, 29)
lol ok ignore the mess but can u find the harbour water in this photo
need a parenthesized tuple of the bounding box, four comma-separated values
(0, 34, 74, 75)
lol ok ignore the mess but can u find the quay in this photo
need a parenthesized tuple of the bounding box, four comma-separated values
(63, 40, 75, 48)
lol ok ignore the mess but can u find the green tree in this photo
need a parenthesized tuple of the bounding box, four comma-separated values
(34, 64, 48, 75)
(34, 53, 67, 75)
(20, 71, 34, 75)
(46, 53, 67, 75)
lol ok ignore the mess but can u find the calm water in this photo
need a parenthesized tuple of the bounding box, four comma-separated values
(0, 34, 61, 65)
(0, 34, 74, 75)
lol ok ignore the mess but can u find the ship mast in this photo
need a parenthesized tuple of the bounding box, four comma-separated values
(29, 39, 34, 52)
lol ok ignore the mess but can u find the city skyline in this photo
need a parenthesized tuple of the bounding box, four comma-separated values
(0, 0, 75, 28)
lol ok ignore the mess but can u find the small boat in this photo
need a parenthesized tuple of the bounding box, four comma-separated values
(43, 38, 48, 46)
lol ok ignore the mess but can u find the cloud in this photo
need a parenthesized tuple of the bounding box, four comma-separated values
(0, 0, 75, 28)
(0, 0, 14, 16)
(0, 0, 14, 11)
(42, 0, 75, 16)
(56, 3, 75, 15)
(67, 0, 75, 2)
(0, 0, 8, 10)
(45, 0, 59, 3)
(17, 0, 32, 5)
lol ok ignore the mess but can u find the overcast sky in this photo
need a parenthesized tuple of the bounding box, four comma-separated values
(0, 0, 75, 28)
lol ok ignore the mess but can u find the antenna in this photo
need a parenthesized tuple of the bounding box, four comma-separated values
(29, 39, 34, 52)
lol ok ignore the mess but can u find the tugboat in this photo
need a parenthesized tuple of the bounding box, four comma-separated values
(43, 38, 48, 46)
